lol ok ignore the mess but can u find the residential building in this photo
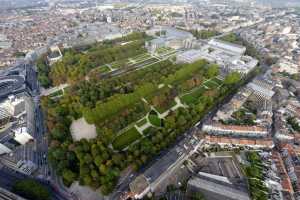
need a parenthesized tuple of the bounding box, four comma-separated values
(202, 123, 268, 138)
(0, 94, 34, 154)
(205, 135, 274, 148)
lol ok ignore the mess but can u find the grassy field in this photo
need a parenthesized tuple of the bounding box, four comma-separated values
(97, 65, 111, 73)
(181, 86, 207, 105)
(204, 80, 219, 89)
(112, 127, 142, 150)
(110, 60, 127, 69)
(212, 77, 223, 85)
(148, 111, 162, 127)
(181, 77, 223, 105)
(89, 50, 175, 79)
(155, 47, 173, 54)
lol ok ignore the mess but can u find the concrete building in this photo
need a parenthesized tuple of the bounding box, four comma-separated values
(146, 26, 195, 53)
(176, 49, 203, 63)
(202, 123, 268, 138)
(185, 154, 250, 200)
(0, 94, 34, 155)
(247, 79, 275, 102)
(187, 175, 250, 200)
(176, 38, 258, 75)
(0, 34, 12, 49)
(208, 39, 246, 56)
(205, 135, 274, 149)
(47, 46, 63, 66)
(0, 93, 37, 175)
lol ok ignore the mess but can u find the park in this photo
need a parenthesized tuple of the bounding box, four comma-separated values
(41, 32, 241, 194)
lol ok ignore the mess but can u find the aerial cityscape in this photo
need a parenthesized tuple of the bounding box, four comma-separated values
(0, 0, 300, 200)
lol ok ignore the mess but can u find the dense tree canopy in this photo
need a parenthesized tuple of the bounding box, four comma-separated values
(189, 29, 219, 39)
(12, 179, 50, 200)
(224, 72, 241, 85)
(36, 32, 149, 88)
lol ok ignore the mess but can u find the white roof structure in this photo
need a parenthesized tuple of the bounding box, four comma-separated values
(176, 38, 258, 75)
(0, 107, 10, 120)
(247, 82, 275, 100)
(208, 39, 246, 55)
(177, 49, 203, 63)
(0, 143, 12, 155)
(13, 127, 33, 145)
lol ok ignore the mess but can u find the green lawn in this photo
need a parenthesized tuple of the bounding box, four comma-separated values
(212, 77, 223, 85)
(132, 54, 152, 63)
(110, 60, 128, 69)
(155, 47, 173, 55)
(203, 80, 219, 89)
(148, 111, 162, 127)
(97, 65, 111, 73)
(112, 127, 142, 150)
(181, 86, 206, 105)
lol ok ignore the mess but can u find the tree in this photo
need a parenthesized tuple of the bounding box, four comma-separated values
(224, 72, 241, 85)
(63, 169, 77, 185)
(12, 179, 51, 200)
(206, 64, 219, 78)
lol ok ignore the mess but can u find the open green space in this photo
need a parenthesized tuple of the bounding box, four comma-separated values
(112, 127, 142, 150)
(110, 60, 127, 69)
(211, 77, 223, 85)
(42, 32, 242, 195)
(203, 80, 219, 89)
(96, 65, 111, 73)
(148, 110, 162, 127)
(181, 86, 207, 105)
(155, 47, 173, 54)
(131, 53, 152, 63)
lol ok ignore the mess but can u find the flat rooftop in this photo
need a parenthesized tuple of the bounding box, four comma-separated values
(188, 176, 250, 200)
(196, 156, 243, 179)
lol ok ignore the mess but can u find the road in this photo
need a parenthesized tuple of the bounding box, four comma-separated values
(0, 166, 68, 200)
(0, 64, 75, 200)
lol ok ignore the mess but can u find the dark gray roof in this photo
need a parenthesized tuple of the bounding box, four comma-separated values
(188, 176, 250, 200)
